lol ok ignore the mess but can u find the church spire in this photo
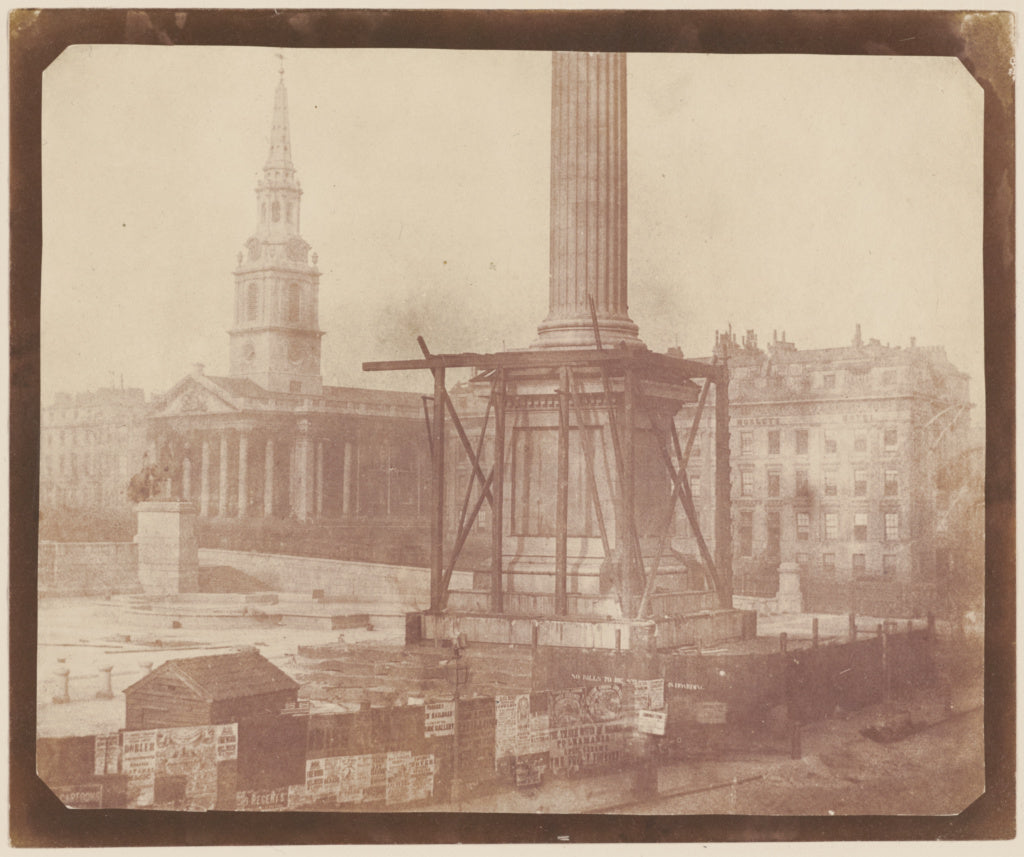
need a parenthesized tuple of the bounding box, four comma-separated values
(264, 56, 294, 172)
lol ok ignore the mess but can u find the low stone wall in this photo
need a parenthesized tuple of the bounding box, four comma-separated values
(197, 548, 456, 610)
(38, 541, 140, 596)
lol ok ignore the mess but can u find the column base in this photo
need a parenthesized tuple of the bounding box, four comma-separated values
(534, 316, 642, 350)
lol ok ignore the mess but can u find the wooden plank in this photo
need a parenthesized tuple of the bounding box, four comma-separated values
(363, 348, 722, 381)
(491, 371, 505, 614)
(430, 367, 446, 613)
(714, 372, 733, 608)
(555, 366, 570, 616)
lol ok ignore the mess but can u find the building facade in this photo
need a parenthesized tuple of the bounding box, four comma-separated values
(39, 386, 150, 515)
(676, 326, 974, 615)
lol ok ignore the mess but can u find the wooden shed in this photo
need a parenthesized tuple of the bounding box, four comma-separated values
(123, 650, 300, 730)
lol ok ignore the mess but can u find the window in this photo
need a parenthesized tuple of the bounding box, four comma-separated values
(824, 431, 838, 455)
(272, 200, 281, 222)
(246, 283, 259, 321)
(767, 471, 780, 498)
(884, 427, 898, 451)
(824, 512, 838, 541)
(739, 510, 754, 557)
(823, 553, 836, 572)
(689, 473, 701, 499)
(885, 512, 899, 541)
(883, 555, 898, 576)
(852, 553, 866, 574)
(796, 511, 810, 541)
(882, 369, 897, 385)
(690, 434, 702, 458)
(854, 469, 868, 497)
(741, 432, 753, 456)
(768, 430, 780, 455)
(288, 283, 301, 323)
(796, 429, 808, 455)
(796, 469, 809, 496)
(824, 470, 838, 496)
(767, 511, 781, 556)
(286, 202, 294, 222)
(796, 553, 809, 567)
(824, 373, 836, 388)
(884, 470, 899, 496)
(854, 431, 867, 454)
(740, 470, 754, 497)
(854, 512, 868, 541)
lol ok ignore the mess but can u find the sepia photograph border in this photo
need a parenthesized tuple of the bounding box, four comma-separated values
(9, 6, 1016, 846)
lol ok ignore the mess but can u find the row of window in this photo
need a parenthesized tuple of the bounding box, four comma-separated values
(740, 427, 899, 457)
(736, 508, 900, 554)
(792, 552, 900, 576)
(736, 468, 899, 498)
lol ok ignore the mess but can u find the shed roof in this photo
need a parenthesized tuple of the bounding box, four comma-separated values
(123, 651, 299, 702)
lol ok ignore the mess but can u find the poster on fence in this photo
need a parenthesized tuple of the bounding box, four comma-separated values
(93, 732, 120, 776)
(424, 701, 455, 738)
(215, 723, 238, 761)
(336, 754, 372, 804)
(408, 754, 435, 803)
(630, 678, 665, 711)
(121, 729, 158, 808)
(156, 725, 219, 810)
(236, 787, 289, 811)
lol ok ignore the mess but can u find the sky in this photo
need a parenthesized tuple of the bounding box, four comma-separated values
(40, 46, 984, 416)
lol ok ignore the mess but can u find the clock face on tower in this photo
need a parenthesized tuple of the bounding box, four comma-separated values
(288, 342, 307, 365)
(243, 343, 256, 364)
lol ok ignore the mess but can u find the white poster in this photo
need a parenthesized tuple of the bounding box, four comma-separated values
(424, 701, 455, 738)
(121, 729, 158, 808)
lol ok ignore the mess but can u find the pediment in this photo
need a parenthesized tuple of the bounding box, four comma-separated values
(153, 377, 241, 418)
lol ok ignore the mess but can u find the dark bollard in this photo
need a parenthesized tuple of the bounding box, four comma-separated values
(779, 632, 788, 653)
(849, 613, 857, 641)
(927, 612, 936, 639)
(812, 618, 819, 648)
(532, 621, 539, 650)
(615, 628, 622, 653)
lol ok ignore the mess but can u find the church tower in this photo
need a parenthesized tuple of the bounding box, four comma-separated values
(229, 64, 323, 395)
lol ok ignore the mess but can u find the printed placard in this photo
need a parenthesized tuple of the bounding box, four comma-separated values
(93, 733, 120, 776)
(215, 723, 238, 761)
(407, 754, 435, 803)
(637, 709, 667, 736)
(629, 678, 666, 711)
(424, 701, 455, 738)
(236, 787, 289, 811)
(55, 783, 103, 808)
(122, 729, 158, 808)
(696, 701, 729, 724)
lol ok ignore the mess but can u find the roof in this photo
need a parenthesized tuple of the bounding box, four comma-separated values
(323, 385, 424, 408)
(205, 375, 275, 400)
(123, 651, 299, 702)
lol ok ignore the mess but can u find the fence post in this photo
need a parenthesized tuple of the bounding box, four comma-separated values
(812, 617, 819, 648)
(96, 665, 114, 699)
(848, 613, 857, 642)
(53, 667, 70, 704)
(779, 632, 788, 653)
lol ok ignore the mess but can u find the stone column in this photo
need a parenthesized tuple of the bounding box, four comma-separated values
(315, 440, 324, 519)
(218, 432, 229, 516)
(238, 430, 249, 517)
(200, 438, 211, 517)
(292, 420, 313, 522)
(535, 51, 640, 349)
(342, 440, 353, 515)
(182, 456, 191, 501)
(264, 438, 275, 517)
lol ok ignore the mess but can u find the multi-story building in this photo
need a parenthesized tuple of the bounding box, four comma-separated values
(39, 386, 151, 515)
(677, 326, 974, 616)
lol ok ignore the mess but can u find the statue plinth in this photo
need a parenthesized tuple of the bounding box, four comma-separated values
(134, 501, 199, 595)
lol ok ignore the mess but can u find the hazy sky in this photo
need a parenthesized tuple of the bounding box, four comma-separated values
(41, 46, 984, 414)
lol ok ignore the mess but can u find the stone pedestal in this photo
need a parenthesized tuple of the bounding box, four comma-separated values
(134, 501, 200, 595)
(776, 562, 803, 614)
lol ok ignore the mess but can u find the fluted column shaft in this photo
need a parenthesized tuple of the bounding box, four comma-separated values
(536, 51, 640, 349)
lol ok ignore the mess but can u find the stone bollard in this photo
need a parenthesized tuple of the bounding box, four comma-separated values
(779, 632, 788, 653)
(96, 665, 114, 699)
(812, 617, 819, 648)
(140, 661, 153, 675)
(53, 667, 71, 704)
(849, 613, 857, 641)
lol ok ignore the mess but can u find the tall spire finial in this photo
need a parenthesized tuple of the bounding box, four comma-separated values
(264, 56, 293, 171)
